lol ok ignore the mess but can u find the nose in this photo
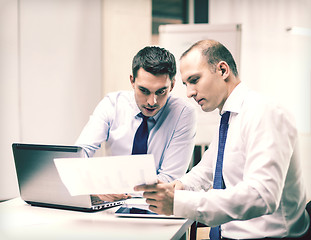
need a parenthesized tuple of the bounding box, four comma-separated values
(186, 85, 196, 98)
(147, 94, 157, 106)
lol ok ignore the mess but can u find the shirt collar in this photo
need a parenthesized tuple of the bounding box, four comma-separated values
(221, 82, 249, 115)
(152, 95, 171, 122)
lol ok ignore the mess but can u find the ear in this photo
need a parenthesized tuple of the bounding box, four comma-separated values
(130, 75, 135, 88)
(217, 61, 230, 80)
(169, 78, 176, 92)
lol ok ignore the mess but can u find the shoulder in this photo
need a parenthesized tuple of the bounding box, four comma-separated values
(94, 91, 136, 114)
(160, 95, 197, 127)
(105, 90, 133, 101)
(241, 90, 297, 132)
(101, 91, 135, 106)
(166, 95, 196, 114)
(243, 90, 284, 116)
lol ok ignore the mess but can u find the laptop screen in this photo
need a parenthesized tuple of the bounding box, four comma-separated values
(12, 143, 93, 209)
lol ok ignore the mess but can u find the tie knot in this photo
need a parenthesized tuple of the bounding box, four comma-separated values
(138, 113, 149, 120)
(220, 111, 230, 125)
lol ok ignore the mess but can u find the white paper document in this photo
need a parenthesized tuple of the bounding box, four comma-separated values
(54, 154, 157, 196)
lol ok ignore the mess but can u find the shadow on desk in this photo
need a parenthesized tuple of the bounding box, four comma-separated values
(0, 197, 194, 240)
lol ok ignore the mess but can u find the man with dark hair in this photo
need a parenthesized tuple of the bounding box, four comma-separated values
(76, 46, 196, 201)
(135, 40, 310, 240)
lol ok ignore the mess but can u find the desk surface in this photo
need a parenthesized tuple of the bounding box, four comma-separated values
(0, 198, 193, 240)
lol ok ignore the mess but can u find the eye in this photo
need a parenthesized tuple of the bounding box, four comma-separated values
(156, 89, 167, 95)
(189, 77, 199, 84)
(139, 87, 150, 95)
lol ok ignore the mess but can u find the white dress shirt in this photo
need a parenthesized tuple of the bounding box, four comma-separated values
(174, 83, 310, 239)
(75, 91, 197, 183)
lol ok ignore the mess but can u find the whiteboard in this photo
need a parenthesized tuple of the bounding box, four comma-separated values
(159, 23, 242, 144)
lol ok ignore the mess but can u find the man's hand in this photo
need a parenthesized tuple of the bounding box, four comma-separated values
(91, 194, 131, 203)
(171, 180, 185, 190)
(134, 180, 182, 216)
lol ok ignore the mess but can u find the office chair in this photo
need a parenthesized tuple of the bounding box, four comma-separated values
(305, 200, 311, 239)
(190, 221, 208, 240)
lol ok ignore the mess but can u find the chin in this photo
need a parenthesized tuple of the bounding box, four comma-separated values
(200, 105, 208, 112)
(201, 106, 215, 113)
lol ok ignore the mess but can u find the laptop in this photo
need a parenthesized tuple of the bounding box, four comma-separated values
(12, 143, 125, 212)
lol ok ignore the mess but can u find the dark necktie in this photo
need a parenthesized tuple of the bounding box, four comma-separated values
(210, 111, 230, 240)
(132, 114, 149, 155)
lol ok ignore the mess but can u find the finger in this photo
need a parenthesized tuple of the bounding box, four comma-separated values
(121, 193, 131, 200)
(98, 194, 114, 202)
(145, 198, 158, 206)
(113, 194, 130, 200)
(149, 204, 161, 214)
(143, 191, 158, 199)
(98, 194, 129, 202)
(124, 193, 131, 199)
(124, 193, 132, 199)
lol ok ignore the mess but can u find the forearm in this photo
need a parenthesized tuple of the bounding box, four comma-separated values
(174, 183, 268, 226)
(75, 121, 105, 157)
(75, 100, 111, 156)
(75, 143, 99, 157)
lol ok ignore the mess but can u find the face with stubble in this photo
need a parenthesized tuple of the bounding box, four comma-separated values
(130, 68, 175, 117)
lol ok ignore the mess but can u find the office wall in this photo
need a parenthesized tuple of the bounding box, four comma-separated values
(0, 0, 152, 201)
(209, 0, 311, 199)
(19, 0, 102, 144)
(0, 0, 102, 200)
(101, 0, 152, 95)
(0, 0, 20, 200)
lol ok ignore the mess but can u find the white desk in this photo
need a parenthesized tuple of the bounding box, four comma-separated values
(0, 198, 193, 240)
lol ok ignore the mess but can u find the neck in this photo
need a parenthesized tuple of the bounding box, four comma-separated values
(218, 76, 241, 113)
(227, 76, 241, 96)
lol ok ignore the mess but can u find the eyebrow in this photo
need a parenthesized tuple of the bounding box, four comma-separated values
(138, 86, 149, 91)
(138, 86, 169, 93)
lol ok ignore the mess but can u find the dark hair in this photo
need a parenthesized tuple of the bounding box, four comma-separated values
(181, 39, 239, 77)
(132, 46, 176, 81)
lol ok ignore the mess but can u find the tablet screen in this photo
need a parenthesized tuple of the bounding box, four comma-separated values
(115, 207, 185, 219)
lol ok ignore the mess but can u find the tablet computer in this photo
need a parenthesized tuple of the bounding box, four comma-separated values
(115, 206, 185, 219)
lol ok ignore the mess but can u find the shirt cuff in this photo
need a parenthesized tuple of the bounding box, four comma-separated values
(174, 190, 201, 220)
